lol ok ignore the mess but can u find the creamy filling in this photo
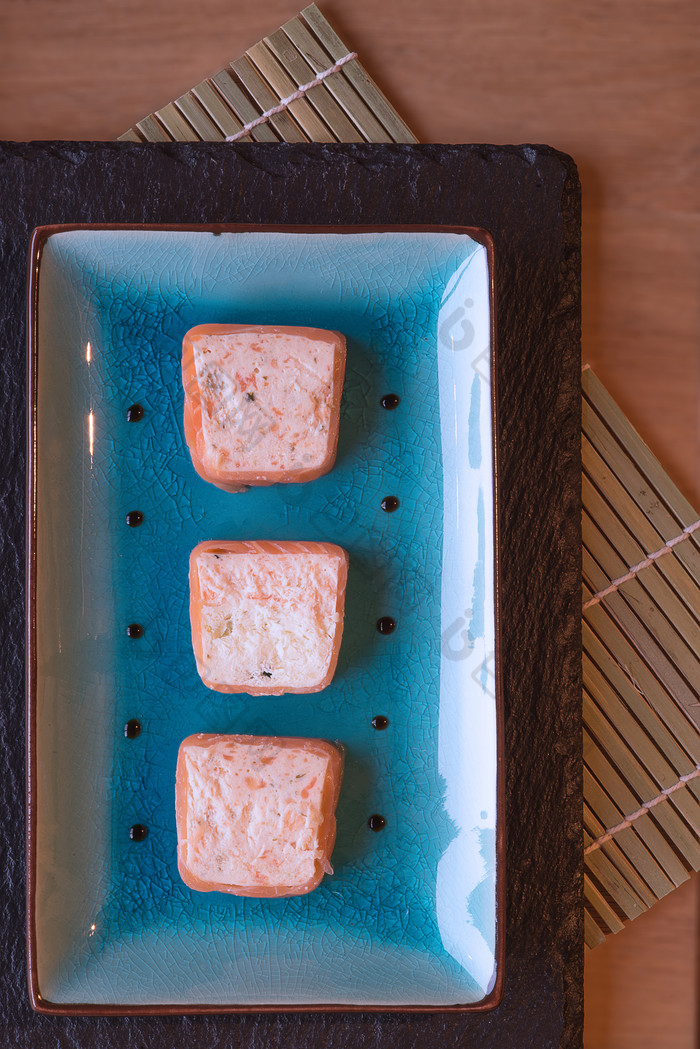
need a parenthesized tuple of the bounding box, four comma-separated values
(196, 549, 341, 688)
(183, 739, 331, 887)
(191, 331, 336, 473)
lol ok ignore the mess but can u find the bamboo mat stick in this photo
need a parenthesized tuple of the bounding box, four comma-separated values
(583, 608, 700, 756)
(584, 876, 626, 935)
(583, 512, 700, 689)
(584, 807, 658, 907)
(190, 79, 253, 139)
(230, 55, 308, 143)
(584, 908, 607, 950)
(209, 70, 280, 142)
(583, 369, 700, 533)
(583, 634, 699, 775)
(583, 372, 700, 582)
(584, 688, 700, 867)
(584, 731, 692, 883)
(281, 15, 392, 141)
(173, 94, 226, 140)
(584, 830, 648, 921)
(584, 668, 687, 792)
(584, 792, 677, 902)
(583, 547, 700, 724)
(263, 29, 364, 142)
(299, 4, 416, 142)
(246, 41, 337, 142)
(583, 435, 700, 623)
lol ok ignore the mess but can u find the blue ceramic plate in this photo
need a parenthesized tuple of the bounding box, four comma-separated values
(28, 227, 500, 1011)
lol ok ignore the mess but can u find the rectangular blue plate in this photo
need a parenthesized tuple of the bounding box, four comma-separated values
(28, 226, 501, 1012)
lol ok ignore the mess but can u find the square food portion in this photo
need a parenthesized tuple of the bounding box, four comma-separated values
(176, 733, 344, 897)
(190, 540, 349, 694)
(182, 324, 346, 492)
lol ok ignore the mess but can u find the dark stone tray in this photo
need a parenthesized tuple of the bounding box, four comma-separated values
(0, 142, 582, 1048)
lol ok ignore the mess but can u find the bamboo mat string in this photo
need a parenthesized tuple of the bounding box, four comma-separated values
(584, 765, 700, 855)
(224, 51, 358, 142)
(583, 520, 700, 610)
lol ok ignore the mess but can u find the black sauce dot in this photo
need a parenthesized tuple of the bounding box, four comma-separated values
(368, 814, 386, 832)
(126, 623, 143, 639)
(126, 403, 144, 422)
(372, 715, 389, 730)
(124, 719, 142, 739)
(129, 824, 148, 842)
(381, 393, 400, 410)
(381, 495, 399, 513)
(376, 616, 396, 635)
(126, 510, 144, 527)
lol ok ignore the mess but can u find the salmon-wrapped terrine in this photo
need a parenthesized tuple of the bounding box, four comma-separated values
(182, 324, 346, 492)
(176, 733, 344, 897)
(189, 540, 349, 694)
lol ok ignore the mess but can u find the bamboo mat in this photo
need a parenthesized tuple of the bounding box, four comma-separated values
(118, 4, 416, 144)
(119, 7, 700, 949)
(582, 368, 700, 947)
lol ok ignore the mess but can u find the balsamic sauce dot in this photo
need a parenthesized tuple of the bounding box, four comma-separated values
(129, 824, 148, 842)
(372, 715, 389, 730)
(380, 393, 400, 410)
(126, 623, 143, 639)
(376, 616, 396, 635)
(126, 403, 144, 422)
(124, 719, 142, 739)
(381, 495, 399, 513)
(368, 814, 386, 832)
(126, 510, 144, 527)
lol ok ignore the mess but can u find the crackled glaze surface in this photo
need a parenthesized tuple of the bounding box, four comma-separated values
(34, 229, 495, 1006)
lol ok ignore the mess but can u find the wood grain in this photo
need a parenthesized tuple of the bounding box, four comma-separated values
(1, 0, 698, 1045)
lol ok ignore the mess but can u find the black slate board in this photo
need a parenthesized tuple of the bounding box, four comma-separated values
(0, 142, 582, 1048)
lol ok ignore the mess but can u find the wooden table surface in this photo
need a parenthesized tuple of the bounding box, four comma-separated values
(2, 1, 698, 1045)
